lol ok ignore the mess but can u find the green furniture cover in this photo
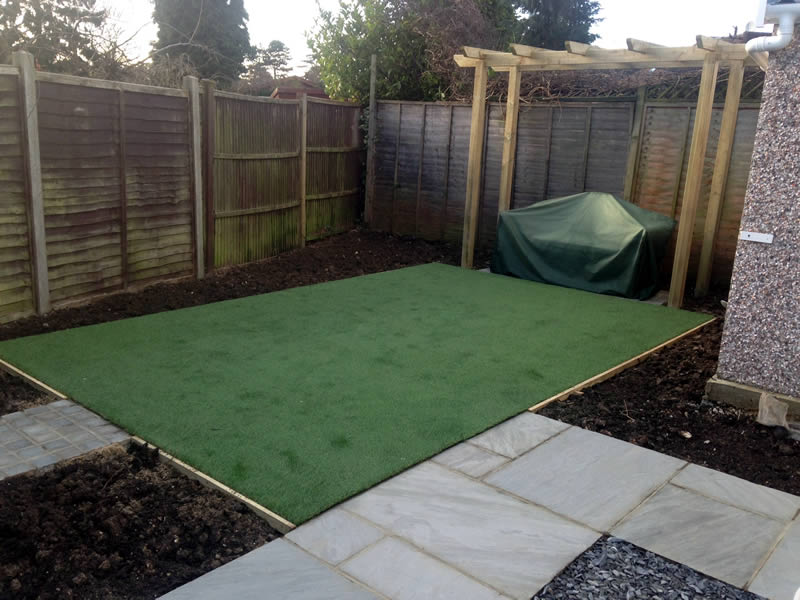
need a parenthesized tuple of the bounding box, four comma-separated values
(490, 192, 676, 300)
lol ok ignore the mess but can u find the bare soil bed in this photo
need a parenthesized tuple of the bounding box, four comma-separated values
(0, 443, 280, 600)
(0, 370, 52, 416)
(540, 297, 800, 497)
(0, 229, 467, 342)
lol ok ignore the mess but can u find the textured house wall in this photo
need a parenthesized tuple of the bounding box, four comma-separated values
(717, 27, 800, 397)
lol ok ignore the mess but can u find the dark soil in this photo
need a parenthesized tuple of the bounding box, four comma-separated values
(0, 443, 280, 600)
(540, 294, 800, 497)
(0, 370, 53, 416)
(0, 229, 475, 342)
(532, 536, 763, 600)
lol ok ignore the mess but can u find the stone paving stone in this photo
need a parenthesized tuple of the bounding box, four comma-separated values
(749, 519, 800, 600)
(159, 539, 379, 599)
(30, 454, 59, 469)
(20, 425, 60, 443)
(343, 461, 598, 599)
(24, 405, 51, 416)
(54, 446, 83, 461)
(42, 438, 71, 452)
(485, 426, 685, 531)
(107, 431, 130, 443)
(0, 452, 19, 467)
(75, 438, 106, 452)
(672, 464, 800, 522)
(3, 462, 33, 477)
(612, 484, 785, 588)
(287, 508, 384, 565)
(50, 399, 72, 408)
(5, 438, 32, 451)
(432, 442, 509, 479)
(340, 536, 505, 600)
(469, 413, 569, 459)
(17, 445, 47, 459)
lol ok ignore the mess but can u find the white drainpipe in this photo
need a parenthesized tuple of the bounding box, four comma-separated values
(747, 3, 800, 62)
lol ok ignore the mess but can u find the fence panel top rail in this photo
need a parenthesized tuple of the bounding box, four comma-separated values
(35, 71, 187, 97)
(306, 96, 360, 108)
(0, 65, 18, 76)
(213, 89, 299, 105)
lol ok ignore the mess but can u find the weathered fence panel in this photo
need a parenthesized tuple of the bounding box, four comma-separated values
(372, 100, 634, 248)
(38, 82, 124, 304)
(371, 98, 758, 284)
(305, 99, 361, 240)
(124, 91, 194, 286)
(635, 103, 760, 283)
(212, 93, 301, 267)
(209, 93, 361, 268)
(0, 73, 34, 322)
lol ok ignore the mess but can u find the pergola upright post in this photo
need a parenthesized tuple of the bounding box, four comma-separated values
(695, 60, 745, 297)
(461, 61, 488, 268)
(667, 54, 719, 308)
(498, 66, 522, 215)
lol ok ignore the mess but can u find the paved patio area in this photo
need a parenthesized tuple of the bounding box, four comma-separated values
(0, 400, 129, 479)
(161, 413, 799, 600)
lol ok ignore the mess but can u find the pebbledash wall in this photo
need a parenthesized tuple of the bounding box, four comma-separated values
(714, 26, 800, 402)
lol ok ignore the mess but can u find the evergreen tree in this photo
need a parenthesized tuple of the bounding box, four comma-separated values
(514, 0, 601, 49)
(152, 0, 251, 85)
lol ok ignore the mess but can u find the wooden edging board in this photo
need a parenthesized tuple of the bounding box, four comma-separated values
(528, 318, 716, 413)
(128, 436, 296, 534)
(0, 357, 69, 400)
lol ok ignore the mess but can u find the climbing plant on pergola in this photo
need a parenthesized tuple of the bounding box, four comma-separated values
(454, 37, 762, 308)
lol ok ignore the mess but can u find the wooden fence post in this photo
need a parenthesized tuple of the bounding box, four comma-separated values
(668, 54, 719, 308)
(183, 76, 204, 278)
(461, 61, 488, 268)
(12, 51, 49, 314)
(202, 79, 216, 271)
(299, 94, 308, 247)
(623, 86, 647, 202)
(498, 65, 521, 215)
(365, 54, 377, 225)
(695, 60, 745, 297)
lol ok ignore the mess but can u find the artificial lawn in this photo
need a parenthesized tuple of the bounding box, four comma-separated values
(0, 264, 711, 523)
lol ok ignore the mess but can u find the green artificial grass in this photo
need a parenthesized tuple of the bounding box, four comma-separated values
(0, 264, 711, 523)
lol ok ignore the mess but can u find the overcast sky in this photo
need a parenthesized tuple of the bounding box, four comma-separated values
(105, 0, 764, 74)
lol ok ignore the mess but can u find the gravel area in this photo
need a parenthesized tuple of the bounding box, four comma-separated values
(532, 537, 764, 600)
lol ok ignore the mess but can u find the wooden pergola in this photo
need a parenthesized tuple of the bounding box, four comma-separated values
(454, 37, 762, 308)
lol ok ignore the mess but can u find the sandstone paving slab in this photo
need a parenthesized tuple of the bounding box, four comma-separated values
(342, 461, 599, 599)
(159, 539, 379, 599)
(340, 536, 506, 600)
(431, 442, 509, 479)
(469, 413, 568, 459)
(672, 464, 800, 522)
(749, 519, 800, 600)
(612, 484, 785, 588)
(485, 426, 685, 531)
(287, 508, 384, 566)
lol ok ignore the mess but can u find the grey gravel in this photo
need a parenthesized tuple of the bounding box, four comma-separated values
(532, 537, 765, 600)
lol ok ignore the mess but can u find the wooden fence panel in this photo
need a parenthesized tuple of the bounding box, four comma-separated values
(38, 82, 124, 305)
(0, 73, 34, 322)
(305, 99, 360, 240)
(124, 90, 194, 285)
(634, 103, 759, 283)
(213, 95, 301, 267)
(511, 106, 551, 209)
